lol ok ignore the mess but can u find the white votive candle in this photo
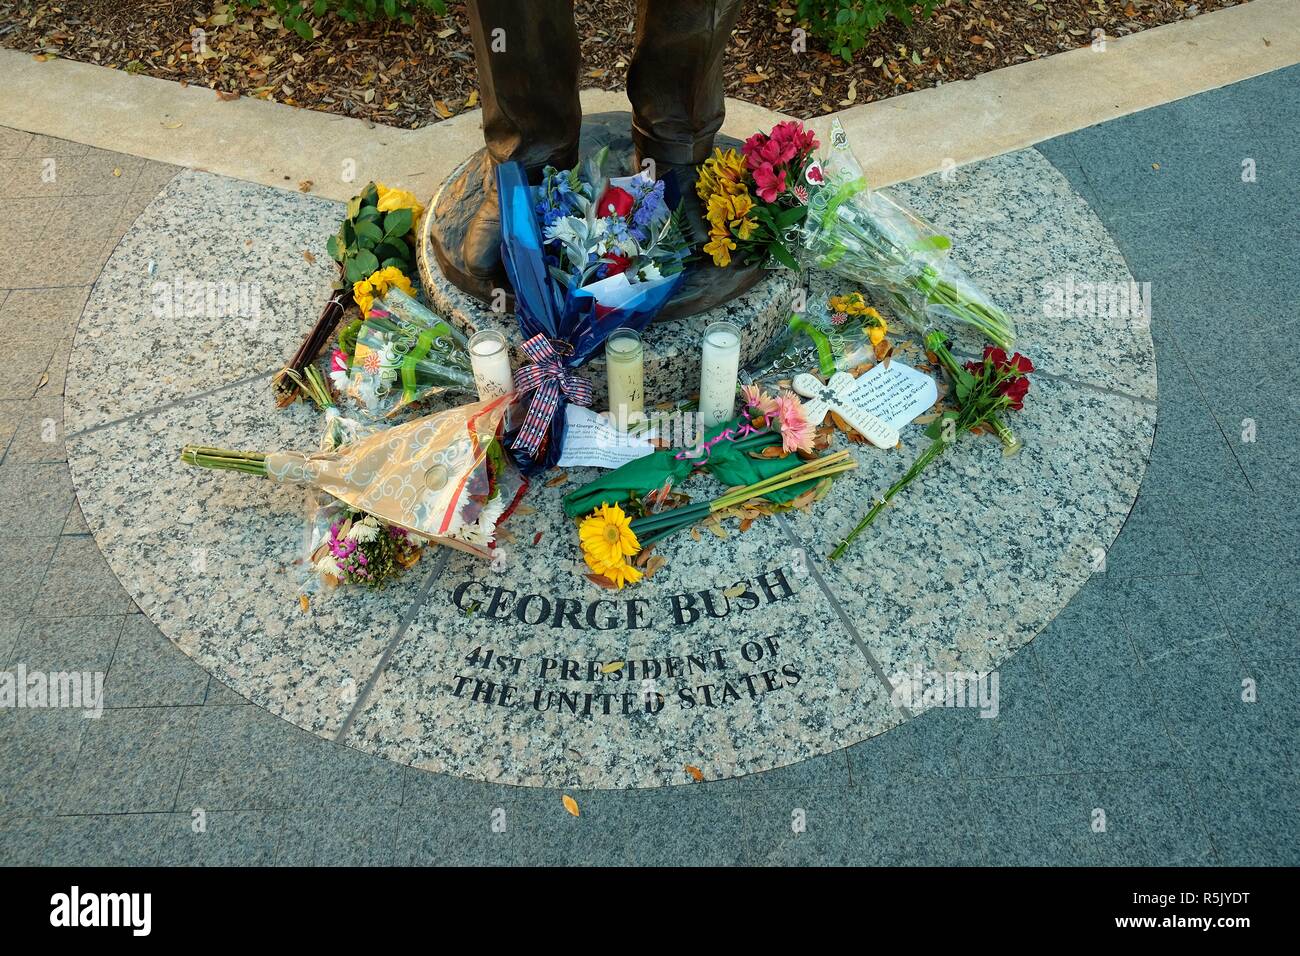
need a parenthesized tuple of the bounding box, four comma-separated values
(468, 329, 514, 402)
(605, 327, 644, 425)
(698, 321, 742, 428)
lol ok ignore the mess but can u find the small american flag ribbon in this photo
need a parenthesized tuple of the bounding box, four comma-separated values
(510, 333, 592, 457)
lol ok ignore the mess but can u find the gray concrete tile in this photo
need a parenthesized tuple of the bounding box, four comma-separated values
(60, 706, 198, 814)
(0, 815, 50, 865)
(62, 498, 90, 535)
(20, 134, 91, 158)
(202, 677, 246, 706)
(0, 127, 34, 159)
(102, 614, 209, 708)
(40, 813, 168, 866)
(1119, 574, 1239, 665)
(742, 787, 867, 866)
(3, 393, 66, 463)
(1081, 770, 1218, 866)
(157, 810, 280, 866)
(40, 194, 131, 241)
(0, 536, 59, 618)
(0, 463, 74, 537)
(33, 535, 134, 617)
(1034, 574, 1140, 671)
(5, 614, 123, 674)
(1187, 764, 1300, 865)
(0, 709, 89, 815)
(848, 777, 985, 866)
(847, 706, 961, 785)
(1041, 658, 1178, 773)
(967, 776, 1099, 866)
(273, 805, 399, 866)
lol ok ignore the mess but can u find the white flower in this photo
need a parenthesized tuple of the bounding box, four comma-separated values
(313, 553, 341, 578)
(346, 516, 380, 542)
(449, 494, 508, 547)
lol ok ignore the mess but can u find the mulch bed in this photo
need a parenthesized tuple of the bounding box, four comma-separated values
(1, 1, 1245, 131)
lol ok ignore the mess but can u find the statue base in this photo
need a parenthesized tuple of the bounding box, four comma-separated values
(417, 110, 800, 406)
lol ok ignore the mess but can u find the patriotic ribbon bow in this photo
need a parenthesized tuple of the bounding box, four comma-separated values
(511, 333, 592, 457)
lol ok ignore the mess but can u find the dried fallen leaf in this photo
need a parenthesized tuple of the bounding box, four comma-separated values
(216, 90, 240, 101)
(532, 531, 543, 545)
(601, 661, 625, 674)
(723, 584, 748, 599)
(302, 250, 316, 263)
(562, 795, 580, 817)
(643, 554, 666, 579)
(36, 372, 49, 390)
(298, 180, 313, 192)
(544, 470, 568, 488)
(160, 121, 184, 129)
(299, 595, 309, 613)
(685, 765, 704, 782)
(585, 572, 618, 590)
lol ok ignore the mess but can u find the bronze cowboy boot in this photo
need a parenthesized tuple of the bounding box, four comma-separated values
(628, 0, 746, 242)
(462, 0, 583, 281)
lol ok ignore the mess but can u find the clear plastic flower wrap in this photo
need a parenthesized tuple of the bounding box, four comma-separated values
(801, 120, 1016, 349)
(343, 287, 476, 418)
(182, 395, 526, 563)
(742, 312, 880, 390)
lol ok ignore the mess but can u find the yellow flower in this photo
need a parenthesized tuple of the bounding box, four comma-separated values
(578, 503, 643, 589)
(862, 306, 888, 345)
(703, 230, 737, 268)
(375, 182, 425, 229)
(353, 265, 415, 317)
(829, 292, 872, 315)
(733, 216, 758, 241)
(696, 148, 749, 204)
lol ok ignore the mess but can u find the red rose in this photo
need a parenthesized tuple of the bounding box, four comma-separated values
(999, 375, 1030, 410)
(596, 185, 635, 219)
(603, 252, 632, 276)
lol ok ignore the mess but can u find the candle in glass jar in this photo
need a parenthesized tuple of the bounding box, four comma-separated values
(604, 327, 644, 425)
(468, 329, 514, 402)
(698, 321, 742, 427)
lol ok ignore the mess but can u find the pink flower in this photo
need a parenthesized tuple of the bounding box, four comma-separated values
(805, 161, 824, 185)
(752, 163, 787, 203)
(741, 383, 779, 422)
(774, 391, 816, 454)
(741, 131, 769, 162)
(793, 184, 809, 205)
(329, 349, 348, 373)
(830, 311, 848, 326)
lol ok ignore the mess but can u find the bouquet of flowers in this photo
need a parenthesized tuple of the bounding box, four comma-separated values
(273, 181, 425, 407)
(340, 287, 476, 418)
(579, 452, 857, 588)
(181, 395, 524, 564)
(800, 119, 1016, 349)
(696, 120, 823, 270)
(744, 293, 890, 390)
(306, 504, 424, 589)
(497, 153, 692, 472)
(829, 333, 1033, 560)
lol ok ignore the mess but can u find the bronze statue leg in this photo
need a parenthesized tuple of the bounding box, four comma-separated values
(461, 0, 582, 280)
(627, 0, 745, 169)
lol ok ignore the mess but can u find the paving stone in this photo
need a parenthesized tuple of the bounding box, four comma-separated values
(202, 677, 247, 706)
(1119, 574, 1239, 665)
(1079, 770, 1218, 866)
(40, 194, 131, 242)
(0, 127, 34, 159)
(967, 776, 1099, 866)
(157, 810, 280, 866)
(710, 749, 852, 792)
(1187, 764, 1300, 866)
(40, 813, 168, 866)
(1041, 658, 1178, 773)
(0, 709, 90, 816)
(846, 705, 962, 784)
(1101, 491, 1199, 577)
(62, 499, 90, 535)
(0, 816, 50, 865)
(1146, 656, 1285, 774)
(3, 393, 67, 463)
(949, 648, 1072, 779)
(5, 614, 123, 676)
(0, 398, 22, 458)
(19, 134, 91, 158)
(848, 777, 985, 866)
(272, 805, 399, 866)
(33, 534, 135, 617)
(0, 462, 74, 538)
(742, 787, 867, 866)
(60, 706, 198, 814)
(102, 613, 210, 708)
(1033, 574, 1140, 671)
(0, 536, 59, 618)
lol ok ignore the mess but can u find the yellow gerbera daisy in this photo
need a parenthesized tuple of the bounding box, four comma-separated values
(579, 502, 639, 568)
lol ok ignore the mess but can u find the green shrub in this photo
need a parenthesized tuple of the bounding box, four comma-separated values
(238, 1, 449, 40)
(792, 1, 940, 62)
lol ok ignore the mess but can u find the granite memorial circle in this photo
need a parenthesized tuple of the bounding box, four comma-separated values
(64, 147, 1156, 789)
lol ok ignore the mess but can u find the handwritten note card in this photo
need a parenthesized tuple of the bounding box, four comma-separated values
(557, 405, 657, 469)
(847, 362, 938, 431)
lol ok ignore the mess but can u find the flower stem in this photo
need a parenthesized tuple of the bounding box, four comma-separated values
(829, 438, 947, 561)
(180, 446, 269, 477)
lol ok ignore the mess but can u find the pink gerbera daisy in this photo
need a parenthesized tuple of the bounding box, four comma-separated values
(740, 383, 779, 423)
(774, 391, 816, 454)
